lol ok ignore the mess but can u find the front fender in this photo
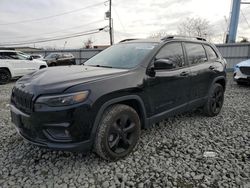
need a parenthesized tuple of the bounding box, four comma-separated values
(89, 95, 148, 143)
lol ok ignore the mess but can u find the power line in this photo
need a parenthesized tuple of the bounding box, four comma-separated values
(113, 6, 127, 34)
(0, 27, 107, 46)
(240, 10, 250, 29)
(0, 1, 108, 26)
(1, 19, 105, 40)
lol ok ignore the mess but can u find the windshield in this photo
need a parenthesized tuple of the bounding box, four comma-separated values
(17, 52, 30, 60)
(84, 42, 157, 69)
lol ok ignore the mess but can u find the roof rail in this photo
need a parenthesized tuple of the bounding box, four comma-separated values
(119, 38, 140, 43)
(161, 35, 206, 42)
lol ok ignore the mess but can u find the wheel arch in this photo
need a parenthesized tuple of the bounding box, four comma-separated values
(39, 65, 47, 69)
(90, 95, 148, 142)
(212, 76, 226, 91)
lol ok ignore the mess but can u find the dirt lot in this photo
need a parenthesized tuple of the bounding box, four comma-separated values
(0, 74, 249, 188)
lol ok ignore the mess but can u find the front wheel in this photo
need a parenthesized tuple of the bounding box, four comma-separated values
(0, 69, 11, 85)
(94, 104, 141, 161)
(50, 62, 56, 66)
(203, 83, 224, 117)
(236, 81, 246, 86)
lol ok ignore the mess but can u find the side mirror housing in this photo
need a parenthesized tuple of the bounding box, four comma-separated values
(146, 67, 156, 77)
(154, 59, 175, 70)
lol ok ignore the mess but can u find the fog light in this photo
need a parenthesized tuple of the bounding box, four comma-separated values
(65, 130, 70, 137)
(45, 128, 72, 141)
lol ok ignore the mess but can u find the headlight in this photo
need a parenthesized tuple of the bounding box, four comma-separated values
(36, 91, 89, 107)
(234, 65, 239, 72)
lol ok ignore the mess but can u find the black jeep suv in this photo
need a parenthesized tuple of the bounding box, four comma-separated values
(10, 36, 227, 161)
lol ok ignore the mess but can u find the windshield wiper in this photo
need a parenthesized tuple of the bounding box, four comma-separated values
(89, 65, 113, 68)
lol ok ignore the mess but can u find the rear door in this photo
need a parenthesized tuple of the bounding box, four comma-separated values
(146, 42, 191, 115)
(184, 42, 216, 106)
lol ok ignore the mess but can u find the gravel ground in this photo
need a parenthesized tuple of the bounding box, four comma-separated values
(0, 74, 249, 188)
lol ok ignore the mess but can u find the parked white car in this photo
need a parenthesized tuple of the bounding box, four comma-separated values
(0, 50, 47, 84)
(234, 59, 250, 85)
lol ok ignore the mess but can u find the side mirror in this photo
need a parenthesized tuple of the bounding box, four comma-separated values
(146, 67, 156, 77)
(154, 59, 175, 70)
(29, 56, 33, 60)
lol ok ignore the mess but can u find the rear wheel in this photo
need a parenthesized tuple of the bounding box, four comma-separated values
(204, 83, 224, 117)
(237, 81, 246, 85)
(94, 104, 141, 161)
(0, 69, 11, 85)
(39, 65, 47, 69)
(50, 62, 56, 66)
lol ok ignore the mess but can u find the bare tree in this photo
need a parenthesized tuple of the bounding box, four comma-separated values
(149, 31, 172, 39)
(178, 17, 212, 39)
(84, 38, 93, 49)
(239, 37, 249, 43)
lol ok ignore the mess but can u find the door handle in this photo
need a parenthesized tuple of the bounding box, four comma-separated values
(209, 66, 216, 70)
(180, 71, 189, 76)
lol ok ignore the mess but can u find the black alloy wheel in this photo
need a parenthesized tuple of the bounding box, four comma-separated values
(108, 114, 137, 154)
(204, 83, 224, 117)
(94, 104, 141, 161)
(210, 86, 224, 114)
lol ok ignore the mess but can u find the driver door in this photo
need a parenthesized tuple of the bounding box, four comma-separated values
(146, 42, 191, 116)
(16, 52, 37, 75)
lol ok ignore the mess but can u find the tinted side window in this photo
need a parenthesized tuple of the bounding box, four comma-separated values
(0, 53, 5, 59)
(204, 45, 218, 60)
(185, 43, 207, 65)
(156, 42, 185, 68)
(58, 54, 63, 59)
(4, 52, 19, 59)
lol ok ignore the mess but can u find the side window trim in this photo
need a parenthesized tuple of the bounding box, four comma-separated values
(181, 42, 190, 67)
(203, 44, 219, 61)
(202, 44, 209, 63)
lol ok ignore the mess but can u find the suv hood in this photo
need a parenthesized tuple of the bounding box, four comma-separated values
(237, 59, 250, 67)
(17, 65, 129, 94)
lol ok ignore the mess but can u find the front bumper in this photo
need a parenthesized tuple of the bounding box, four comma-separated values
(10, 104, 94, 152)
(234, 69, 250, 83)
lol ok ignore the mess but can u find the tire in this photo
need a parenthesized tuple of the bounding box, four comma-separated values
(203, 83, 224, 117)
(0, 69, 11, 85)
(39, 65, 47, 69)
(50, 62, 56, 66)
(237, 81, 245, 86)
(94, 104, 141, 161)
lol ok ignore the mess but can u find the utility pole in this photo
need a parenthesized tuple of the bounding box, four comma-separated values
(227, 0, 250, 43)
(109, 0, 113, 45)
(228, 0, 241, 43)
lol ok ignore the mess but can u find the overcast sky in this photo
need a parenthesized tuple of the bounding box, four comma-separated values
(0, 0, 249, 49)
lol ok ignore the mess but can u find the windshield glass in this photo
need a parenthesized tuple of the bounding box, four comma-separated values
(17, 52, 30, 60)
(84, 42, 157, 69)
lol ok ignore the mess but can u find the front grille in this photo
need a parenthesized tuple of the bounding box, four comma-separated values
(11, 87, 34, 114)
(240, 67, 250, 75)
